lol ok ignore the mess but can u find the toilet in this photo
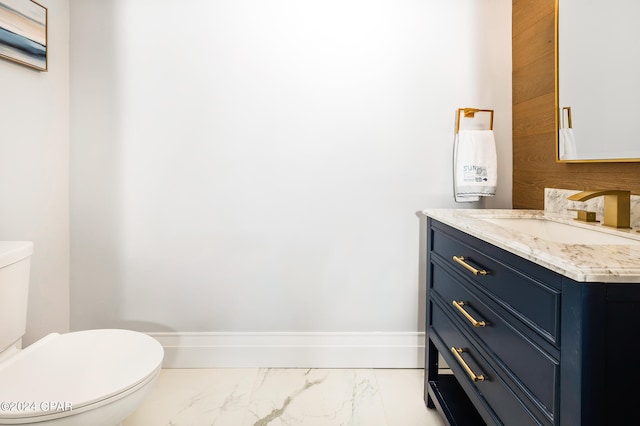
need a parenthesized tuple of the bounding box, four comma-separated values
(0, 242, 164, 425)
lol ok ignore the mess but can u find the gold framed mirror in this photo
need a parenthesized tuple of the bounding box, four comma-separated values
(555, 0, 640, 163)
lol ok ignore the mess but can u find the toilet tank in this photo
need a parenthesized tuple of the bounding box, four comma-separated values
(0, 242, 33, 353)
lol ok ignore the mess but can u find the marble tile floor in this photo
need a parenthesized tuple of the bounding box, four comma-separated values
(124, 368, 446, 426)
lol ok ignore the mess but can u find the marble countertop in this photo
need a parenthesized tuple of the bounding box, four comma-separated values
(420, 209, 640, 283)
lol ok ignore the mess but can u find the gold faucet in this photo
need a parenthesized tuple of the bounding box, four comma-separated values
(567, 190, 631, 228)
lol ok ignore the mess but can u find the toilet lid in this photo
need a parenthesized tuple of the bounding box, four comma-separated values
(0, 329, 163, 420)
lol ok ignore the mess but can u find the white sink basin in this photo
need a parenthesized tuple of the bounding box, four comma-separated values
(482, 217, 640, 245)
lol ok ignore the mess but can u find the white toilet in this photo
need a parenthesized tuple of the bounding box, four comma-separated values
(0, 242, 164, 425)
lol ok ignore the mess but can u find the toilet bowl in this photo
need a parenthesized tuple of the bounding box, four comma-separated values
(0, 242, 164, 425)
(0, 330, 163, 425)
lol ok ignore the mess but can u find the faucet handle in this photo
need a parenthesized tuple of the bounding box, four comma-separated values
(567, 208, 599, 223)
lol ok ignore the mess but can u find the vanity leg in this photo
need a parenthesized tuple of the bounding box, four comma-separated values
(425, 337, 438, 409)
(427, 394, 436, 408)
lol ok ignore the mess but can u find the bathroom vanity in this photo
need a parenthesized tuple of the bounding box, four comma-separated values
(419, 208, 640, 425)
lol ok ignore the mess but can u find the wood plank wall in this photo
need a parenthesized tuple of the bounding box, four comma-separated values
(512, 0, 640, 209)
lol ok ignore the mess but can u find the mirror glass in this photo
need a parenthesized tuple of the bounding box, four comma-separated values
(557, 0, 640, 162)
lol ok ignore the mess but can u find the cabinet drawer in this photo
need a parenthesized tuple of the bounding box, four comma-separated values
(430, 221, 561, 345)
(431, 301, 544, 426)
(432, 262, 558, 420)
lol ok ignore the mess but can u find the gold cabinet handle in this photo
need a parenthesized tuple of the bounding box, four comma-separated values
(452, 301, 487, 327)
(452, 256, 487, 276)
(451, 347, 486, 382)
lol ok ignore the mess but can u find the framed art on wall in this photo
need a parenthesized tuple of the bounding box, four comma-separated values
(0, 0, 47, 71)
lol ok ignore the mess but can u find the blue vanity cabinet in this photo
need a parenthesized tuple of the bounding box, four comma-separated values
(421, 217, 640, 426)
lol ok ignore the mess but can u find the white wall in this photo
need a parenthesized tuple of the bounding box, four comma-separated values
(0, 0, 70, 346)
(70, 0, 511, 366)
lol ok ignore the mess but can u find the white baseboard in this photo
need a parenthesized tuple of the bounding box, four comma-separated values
(148, 332, 425, 369)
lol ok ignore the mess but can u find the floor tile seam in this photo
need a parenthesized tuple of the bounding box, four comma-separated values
(240, 367, 266, 425)
(371, 368, 393, 426)
(160, 369, 257, 425)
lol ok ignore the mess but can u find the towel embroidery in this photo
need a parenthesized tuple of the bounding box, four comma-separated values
(463, 165, 489, 182)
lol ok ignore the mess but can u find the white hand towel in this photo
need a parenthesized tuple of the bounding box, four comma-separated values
(559, 128, 578, 160)
(453, 133, 479, 202)
(454, 130, 497, 201)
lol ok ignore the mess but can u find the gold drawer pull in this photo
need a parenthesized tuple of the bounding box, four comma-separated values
(451, 347, 486, 382)
(452, 301, 487, 327)
(453, 256, 487, 276)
